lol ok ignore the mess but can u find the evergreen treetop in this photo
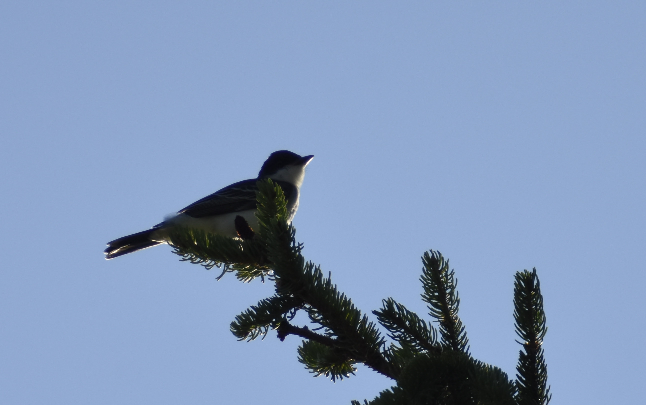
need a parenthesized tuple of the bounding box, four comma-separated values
(169, 179, 551, 405)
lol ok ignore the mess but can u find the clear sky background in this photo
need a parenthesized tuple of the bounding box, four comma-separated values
(1, 2, 644, 404)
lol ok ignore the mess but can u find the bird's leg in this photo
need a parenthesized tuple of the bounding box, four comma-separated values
(235, 215, 255, 240)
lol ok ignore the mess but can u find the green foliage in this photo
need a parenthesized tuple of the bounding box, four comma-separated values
(514, 270, 551, 405)
(254, 180, 394, 380)
(374, 298, 439, 354)
(298, 340, 357, 381)
(168, 227, 270, 282)
(421, 252, 469, 353)
(365, 352, 516, 405)
(353, 352, 517, 405)
(168, 178, 551, 404)
(230, 294, 302, 341)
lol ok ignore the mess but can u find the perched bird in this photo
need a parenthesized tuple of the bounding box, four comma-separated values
(105, 150, 314, 259)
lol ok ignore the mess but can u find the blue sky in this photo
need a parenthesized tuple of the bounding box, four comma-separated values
(1, 2, 644, 404)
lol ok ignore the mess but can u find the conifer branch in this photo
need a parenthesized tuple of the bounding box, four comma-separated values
(420, 251, 469, 353)
(514, 269, 551, 405)
(255, 179, 397, 380)
(371, 351, 516, 405)
(230, 295, 303, 341)
(166, 178, 551, 402)
(374, 298, 441, 355)
(168, 227, 270, 282)
(297, 340, 357, 381)
(276, 321, 336, 346)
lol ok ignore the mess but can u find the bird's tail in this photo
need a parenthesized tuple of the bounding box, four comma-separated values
(105, 229, 162, 259)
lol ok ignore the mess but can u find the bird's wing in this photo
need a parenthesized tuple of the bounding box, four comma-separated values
(178, 179, 259, 218)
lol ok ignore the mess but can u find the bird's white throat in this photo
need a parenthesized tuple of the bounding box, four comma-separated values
(268, 164, 308, 187)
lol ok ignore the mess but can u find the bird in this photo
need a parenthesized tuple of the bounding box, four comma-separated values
(105, 150, 314, 259)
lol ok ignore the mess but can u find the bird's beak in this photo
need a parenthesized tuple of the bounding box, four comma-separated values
(299, 155, 314, 166)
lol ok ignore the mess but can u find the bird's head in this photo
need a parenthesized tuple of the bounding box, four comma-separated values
(258, 150, 314, 187)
